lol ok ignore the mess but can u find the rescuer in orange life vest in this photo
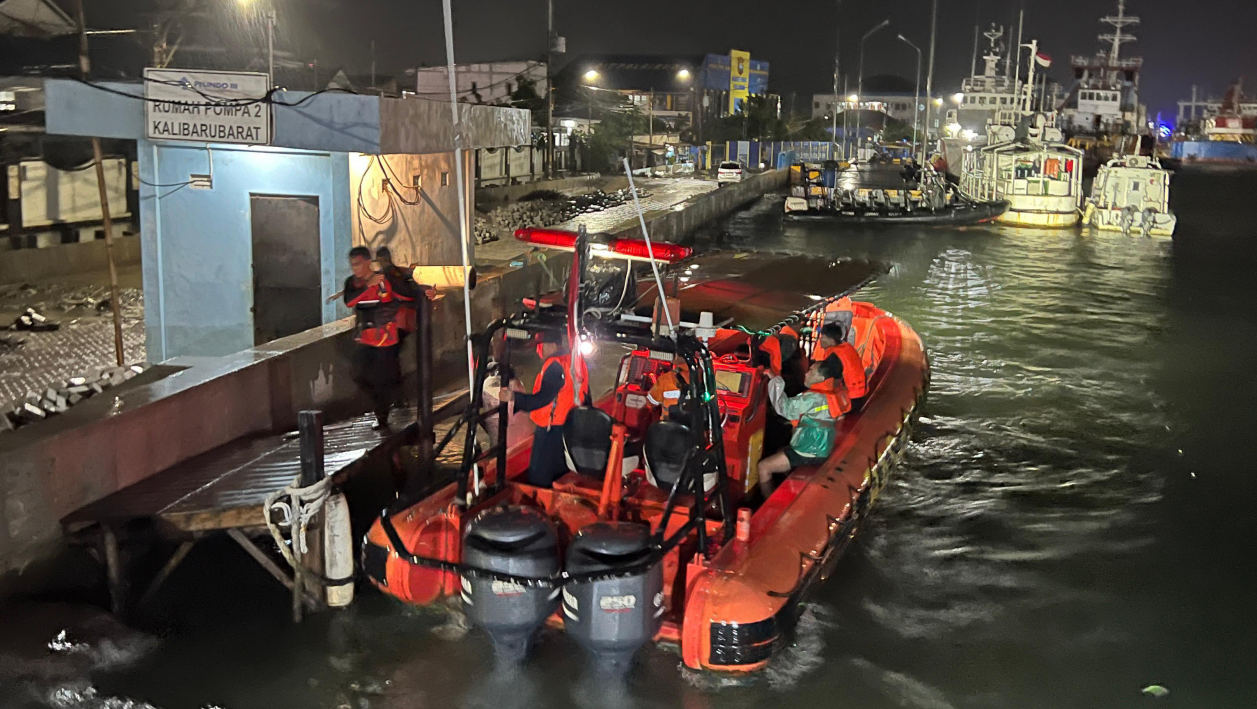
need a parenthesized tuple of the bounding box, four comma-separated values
(812, 322, 868, 404)
(499, 330, 590, 487)
(647, 355, 690, 421)
(757, 354, 851, 498)
(344, 246, 417, 431)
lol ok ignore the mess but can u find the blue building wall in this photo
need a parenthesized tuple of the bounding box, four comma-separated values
(138, 142, 351, 361)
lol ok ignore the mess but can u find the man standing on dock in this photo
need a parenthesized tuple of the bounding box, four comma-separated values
(344, 246, 403, 431)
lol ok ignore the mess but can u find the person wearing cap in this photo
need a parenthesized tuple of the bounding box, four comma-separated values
(757, 354, 851, 498)
(499, 330, 590, 487)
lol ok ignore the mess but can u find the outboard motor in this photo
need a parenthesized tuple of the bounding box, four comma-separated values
(461, 506, 561, 666)
(563, 522, 664, 677)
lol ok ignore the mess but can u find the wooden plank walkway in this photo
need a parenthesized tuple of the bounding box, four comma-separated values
(62, 408, 416, 534)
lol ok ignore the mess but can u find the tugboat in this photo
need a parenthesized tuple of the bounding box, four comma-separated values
(1057, 0, 1150, 173)
(361, 226, 929, 674)
(1082, 148, 1176, 236)
(783, 161, 1008, 226)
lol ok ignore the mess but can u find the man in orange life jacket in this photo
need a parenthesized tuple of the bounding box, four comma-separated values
(343, 246, 406, 431)
(757, 354, 851, 497)
(812, 322, 868, 406)
(499, 330, 590, 487)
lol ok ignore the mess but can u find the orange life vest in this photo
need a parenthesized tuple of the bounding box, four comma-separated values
(809, 377, 852, 418)
(528, 355, 590, 428)
(346, 281, 400, 348)
(811, 342, 867, 398)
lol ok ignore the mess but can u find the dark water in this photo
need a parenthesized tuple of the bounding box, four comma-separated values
(5, 172, 1257, 708)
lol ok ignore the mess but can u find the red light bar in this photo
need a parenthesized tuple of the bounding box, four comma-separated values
(514, 227, 692, 263)
(515, 227, 578, 248)
(609, 238, 693, 263)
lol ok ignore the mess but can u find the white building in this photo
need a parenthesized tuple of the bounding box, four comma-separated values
(811, 93, 922, 124)
(411, 61, 546, 104)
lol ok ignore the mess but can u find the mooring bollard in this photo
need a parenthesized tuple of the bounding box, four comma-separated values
(298, 410, 325, 487)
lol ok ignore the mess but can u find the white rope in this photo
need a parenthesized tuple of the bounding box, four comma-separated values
(264, 476, 332, 568)
(441, 0, 477, 405)
(622, 158, 676, 335)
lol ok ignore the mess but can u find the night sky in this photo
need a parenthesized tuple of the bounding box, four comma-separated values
(103, 0, 1257, 119)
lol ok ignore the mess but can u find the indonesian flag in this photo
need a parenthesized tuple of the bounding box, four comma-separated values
(1034, 52, 1052, 68)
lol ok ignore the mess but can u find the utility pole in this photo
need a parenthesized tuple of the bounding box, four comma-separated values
(831, 0, 841, 161)
(648, 88, 654, 168)
(266, 7, 275, 84)
(544, 0, 554, 178)
(73, 0, 124, 367)
(922, 0, 937, 165)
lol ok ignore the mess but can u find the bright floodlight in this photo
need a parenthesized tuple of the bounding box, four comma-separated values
(583, 69, 599, 82)
(579, 338, 595, 356)
(847, 94, 858, 103)
(676, 68, 691, 81)
(951, 92, 964, 104)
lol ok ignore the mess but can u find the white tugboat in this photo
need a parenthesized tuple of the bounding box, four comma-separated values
(1082, 150, 1176, 236)
(959, 39, 1084, 228)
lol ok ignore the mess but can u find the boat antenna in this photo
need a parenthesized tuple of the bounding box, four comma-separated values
(622, 158, 676, 336)
(440, 0, 477, 402)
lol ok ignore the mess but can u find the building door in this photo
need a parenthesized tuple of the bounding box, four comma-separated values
(249, 194, 322, 346)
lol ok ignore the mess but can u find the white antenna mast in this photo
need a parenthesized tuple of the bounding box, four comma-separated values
(1099, 0, 1139, 67)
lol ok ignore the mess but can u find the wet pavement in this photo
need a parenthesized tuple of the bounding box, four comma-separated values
(0, 267, 145, 418)
(475, 176, 717, 265)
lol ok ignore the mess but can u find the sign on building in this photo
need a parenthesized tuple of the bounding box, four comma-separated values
(144, 68, 271, 145)
(728, 50, 750, 114)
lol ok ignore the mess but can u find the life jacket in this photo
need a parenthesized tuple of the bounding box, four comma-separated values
(346, 280, 400, 348)
(800, 377, 851, 421)
(811, 342, 867, 398)
(757, 326, 801, 377)
(385, 266, 418, 333)
(528, 355, 590, 428)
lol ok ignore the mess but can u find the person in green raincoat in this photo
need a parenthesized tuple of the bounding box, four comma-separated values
(758, 355, 851, 498)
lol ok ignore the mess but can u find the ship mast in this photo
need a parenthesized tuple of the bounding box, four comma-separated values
(1098, 0, 1139, 70)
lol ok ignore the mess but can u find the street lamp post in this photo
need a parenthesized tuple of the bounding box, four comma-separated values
(856, 18, 890, 163)
(831, 0, 842, 161)
(897, 33, 921, 162)
(266, 8, 275, 83)
(237, 0, 275, 84)
(922, 0, 938, 165)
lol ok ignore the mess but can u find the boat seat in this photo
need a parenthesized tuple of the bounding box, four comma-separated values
(643, 421, 691, 492)
(563, 406, 614, 479)
(824, 309, 856, 345)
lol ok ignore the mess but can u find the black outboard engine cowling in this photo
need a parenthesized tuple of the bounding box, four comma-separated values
(461, 506, 561, 666)
(562, 522, 664, 676)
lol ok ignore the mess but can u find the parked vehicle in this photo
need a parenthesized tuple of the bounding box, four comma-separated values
(716, 161, 744, 184)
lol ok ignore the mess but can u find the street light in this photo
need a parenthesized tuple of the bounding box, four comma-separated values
(856, 18, 890, 162)
(582, 69, 599, 127)
(583, 69, 599, 82)
(896, 33, 921, 163)
(922, 0, 938, 165)
(675, 67, 701, 144)
(237, 0, 276, 84)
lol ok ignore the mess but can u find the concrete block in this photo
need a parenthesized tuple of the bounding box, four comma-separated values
(67, 385, 91, 396)
(19, 402, 46, 422)
(67, 376, 87, 387)
(67, 393, 83, 406)
(89, 382, 104, 395)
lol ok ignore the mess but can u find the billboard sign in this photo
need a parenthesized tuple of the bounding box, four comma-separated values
(144, 68, 271, 145)
(729, 49, 750, 114)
